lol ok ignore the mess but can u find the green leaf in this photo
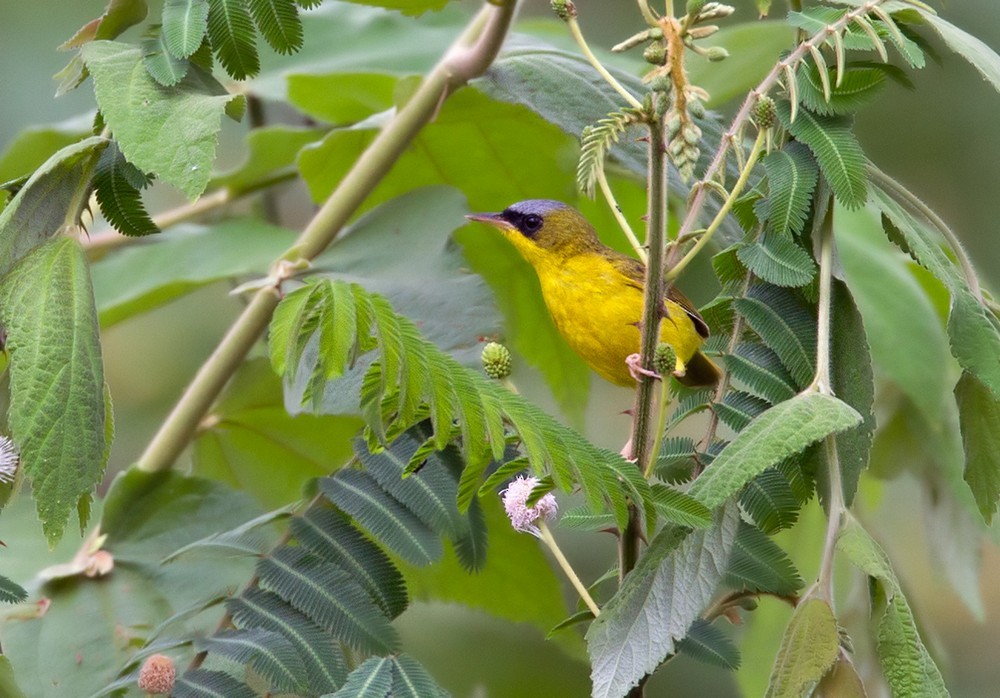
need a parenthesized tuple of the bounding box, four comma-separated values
(947, 290, 1000, 402)
(920, 11, 1000, 95)
(290, 506, 408, 619)
(726, 342, 797, 405)
(0, 116, 93, 186)
(776, 101, 867, 209)
(81, 40, 243, 199)
(321, 470, 442, 566)
(797, 62, 888, 116)
(228, 588, 348, 694)
(0, 238, 109, 545)
(688, 392, 862, 510)
(739, 469, 800, 533)
(287, 72, 399, 125)
(0, 575, 28, 604)
(733, 284, 817, 389)
(677, 618, 741, 670)
(206, 0, 260, 79)
(212, 124, 323, 191)
(838, 518, 949, 697)
(142, 30, 191, 86)
(587, 505, 740, 698)
(835, 204, 950, 424)
(738, 235, 817, 288)
(195, 628, 307, 694)
(92, 143, 159, 237)
(826, 280, 875, 506)
(338, 0, 449, 17)
(764, 598, 840, 698)
(955, 372, 1000, 523)
(192, 359, 360, 508)
(759, 141, 819, 237)
(174, 669, 256, 698)
(92, 219, 297, 326)
(0, 657, 26, 698)
(0, 137, 107, 278)
(163, 0, 210, 58)
(249, 0, 303, 54)
(650, 484, 713, 529)
(257, 546, 399, 653)
(390, 654, 449, 698)
(724, 521, 803, 596)
(715, 390, 770, 433)
(330, 656, 392, 698)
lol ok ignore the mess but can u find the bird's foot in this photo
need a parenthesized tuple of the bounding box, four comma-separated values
(626, 353, 661, 382)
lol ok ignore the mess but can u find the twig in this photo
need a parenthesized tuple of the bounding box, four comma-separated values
(538, 521, 601, 617)
(597, 168, 647, 263)
(566, 17, 644, 110)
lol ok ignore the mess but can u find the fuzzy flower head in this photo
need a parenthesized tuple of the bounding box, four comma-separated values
(502, 475, 558, 536)
(0, 435, 19, 485)
(138, 654, 176, 695)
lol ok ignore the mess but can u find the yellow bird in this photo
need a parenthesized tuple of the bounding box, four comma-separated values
(468, 199, 720, 388)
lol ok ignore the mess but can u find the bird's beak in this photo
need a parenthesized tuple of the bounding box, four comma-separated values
(465, 212, 512, 231)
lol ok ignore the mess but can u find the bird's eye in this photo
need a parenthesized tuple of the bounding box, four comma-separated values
(522, 214, 543, 235)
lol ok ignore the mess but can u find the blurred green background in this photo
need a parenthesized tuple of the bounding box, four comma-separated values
(1, 1, 998, 696)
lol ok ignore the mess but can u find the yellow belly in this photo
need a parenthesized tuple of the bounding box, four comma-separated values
(536, 255, 702, 386)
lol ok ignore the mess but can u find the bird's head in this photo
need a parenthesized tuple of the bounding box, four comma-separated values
(467, 200, 601, 266)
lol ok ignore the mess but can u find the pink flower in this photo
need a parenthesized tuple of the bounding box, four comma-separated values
(501, 475, 558, 536)
(138, 654, 175, 694)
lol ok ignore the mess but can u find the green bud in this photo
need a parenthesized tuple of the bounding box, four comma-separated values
(666, 113, 683, 138)
(647, 74, 673, 94)
(643, 42, 667, 66)
(688, 99, 706, 119)
(550, 0, 577, 21)
(481, 342, 512, 379)
(705, 45, 729, 62)
(653, 343, 677, 376)
(682, 123, 702, 145)
(753, 95, 777, 129)
(686, 0, 706, 16)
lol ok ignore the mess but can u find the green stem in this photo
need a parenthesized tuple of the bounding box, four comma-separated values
(538, 521, 601, 617)
(134, 0, 518, 473)
(566, 17, 644, 110)
(597, 168, 647, 263)
(665, 128, 765, 281)
(643, 377, 671, 479)
(637, 0, 658, 26)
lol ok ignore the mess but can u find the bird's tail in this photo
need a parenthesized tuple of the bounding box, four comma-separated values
(677, 350, 722, 388)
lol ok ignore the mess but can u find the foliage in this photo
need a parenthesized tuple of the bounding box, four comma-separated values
(1, 1, 999, 697)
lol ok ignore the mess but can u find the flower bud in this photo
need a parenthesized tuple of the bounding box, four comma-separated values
(550, 0, 577, 20)
(643, 42, 667, 66)
(481, 342, 512, 380)
(686, 0, 706, 16)
(653, 343, 677, 376)
(753, 95, 777, 129)
(704, 45, 729, 62)
(688, 25, 719, 40)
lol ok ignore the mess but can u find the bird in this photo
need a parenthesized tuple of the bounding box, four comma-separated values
(467, 199, 720, 388)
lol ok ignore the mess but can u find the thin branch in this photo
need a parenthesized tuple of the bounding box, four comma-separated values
(566, 17, 644, 110)
(597, 168, 647, 263)
(134, 0, 518, 474)
(538, 521, 601, 617)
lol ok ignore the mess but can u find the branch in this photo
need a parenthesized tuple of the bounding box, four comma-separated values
(134, 0, 518, 474)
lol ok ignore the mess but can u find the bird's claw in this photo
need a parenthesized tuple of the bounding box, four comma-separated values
(626, 353, 661, 382)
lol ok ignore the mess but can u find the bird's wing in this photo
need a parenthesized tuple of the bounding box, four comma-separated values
(609, 253, 710, 339)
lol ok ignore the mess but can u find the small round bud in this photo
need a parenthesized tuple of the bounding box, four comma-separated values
(647, 74, 673, 94)
(688, 99, 706, 119)
(736, 596, 759, 611)
(704, 45, 729, 62)
(643, 42, 667, 66)
(138, 654, 176, 695)
(669, 138, 686, 157)
(753, 95, 777, 129)
(550, 0, 577, 20)
(682, 123, 702, 146)
(666, 113, 683, 138)
(481, 342, 512, 380)
(653, 343, 677, 376)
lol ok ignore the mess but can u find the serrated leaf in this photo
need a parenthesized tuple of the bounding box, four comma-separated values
(291, 506, 408, 619)
(776, 101, 867, 209)
(142, 30, 191, 86)
(955, 372, 1000, 523)
(715, 390, 770, 433)
(797, 62, 887, 116)
(195, 628, 307, 693)
(739, 469, 800, 533)
(163, 0, 209, 58)
(93, 144, 159, 237)
(727, 342, 797, 404)
(688, 392, 861, 510)
(249, 0, 303, 54)
(947, 290, 1000, 402)
(650, 484, 712, 529)
(734, 284, 817, 389)
(0, 238, 109, 545)
(739, 234, 817, 289)
(765, 598, 840, 698)
(760, 141, 819, 237)
(921, 11, 1000, 95)
(321, 470, 442, 566)
(228, 588, 347, 694)
(0, 137, 107, 277)
(724, 521, 803, 596)
(81, 41, 241, 199)
(258, 546, 399, 653)
(174, 669, 256, 698)
(587, 505, 740, 698)
(677, 618, 741, 670)
(206, 0, 259, 79)
(330, 656, 393, 698)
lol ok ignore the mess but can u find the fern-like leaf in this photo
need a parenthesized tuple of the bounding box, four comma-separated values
(715, 390, 770, 433)
(173, 670, 256, 698)
(206, 0, 260, 80)
(163, 0, 210, 58)
(194, 629, 307, 694)
(726, 342, 797, 405)
(142, 30, 191, 86)
(0, 575, 28, 604)
(249, 0, 302, 54)
(333, 656, 394, 698)
(390, 654, 450, 698)
(228, 588, 348, 694)
(650, 484, 712, 529)
(677, 619, 741, 670)
(290, 506, 408, 619)
(758, 141, 818, 237)
(93, 145, 159, 237)
(666, 389, 714, 430)
(776, 100, 867, 209)
(723, 521, 803, 596)
(797, 62, 888, 116)
(257, 546, 399, 653)
(739, 468, 800, 533)
(576, 108, 643, 197)
(733, 284, 817, 389)
(558, 506, 617, 531)
(737, 234, 817, 288)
